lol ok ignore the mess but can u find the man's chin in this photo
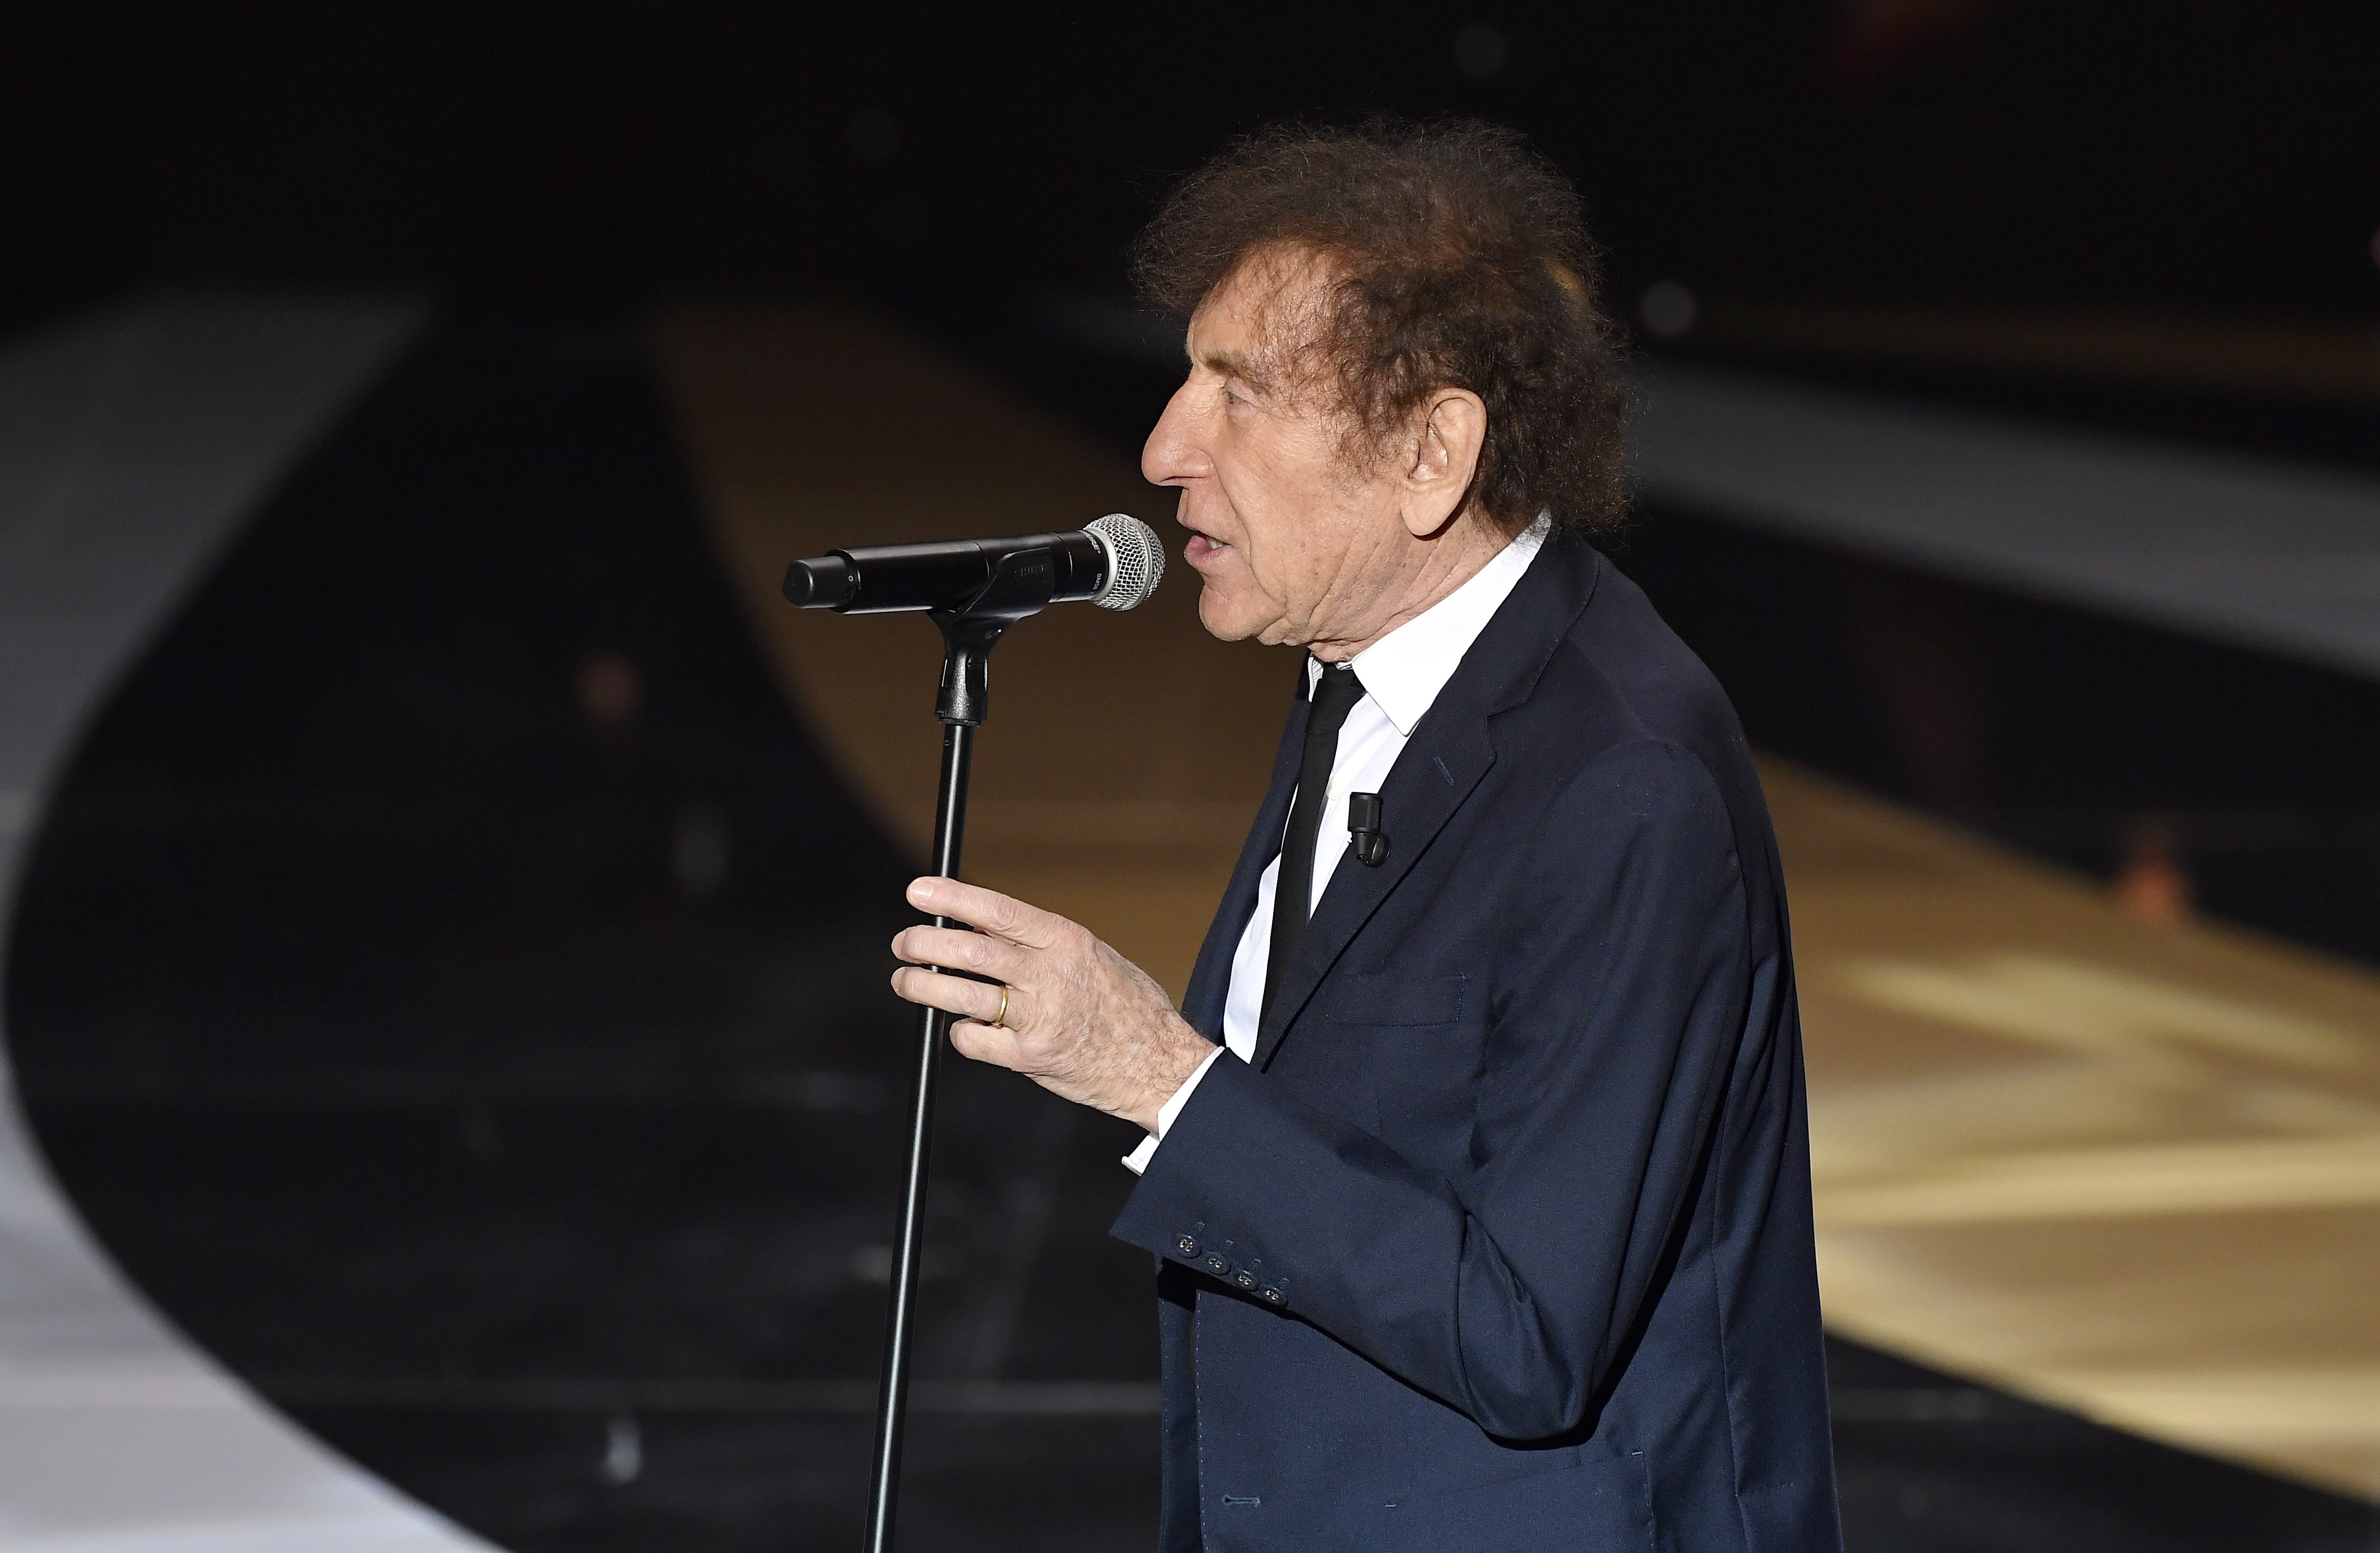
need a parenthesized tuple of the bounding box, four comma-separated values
(1194, 581, 1277, 644)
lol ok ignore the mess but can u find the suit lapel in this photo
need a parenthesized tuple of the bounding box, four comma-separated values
(1252, 537, 1605, 1068)
(1252, 719, 1494, 1067)
(1179, 679, 1309, 1039)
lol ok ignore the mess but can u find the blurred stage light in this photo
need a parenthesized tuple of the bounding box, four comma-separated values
(1640, 280, 1698, 338)
(2113, 817, 2192, 926)
(577, 650, 643, 729)
(673, 805, 730, 897)
(601, 1414, 643, 1486)
(1454, 23, 1509, 81)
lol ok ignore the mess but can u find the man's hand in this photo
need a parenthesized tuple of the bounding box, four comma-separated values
(890, 877, 1215, 1132)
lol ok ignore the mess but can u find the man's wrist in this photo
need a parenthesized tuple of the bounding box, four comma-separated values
(1154, 1046, 1225, 1136)
(1130, 1020, 1220, 1132)
(1122, 1044, 1226, 1175)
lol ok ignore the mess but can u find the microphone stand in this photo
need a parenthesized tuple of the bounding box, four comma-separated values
(863, 550, 1058, 1553)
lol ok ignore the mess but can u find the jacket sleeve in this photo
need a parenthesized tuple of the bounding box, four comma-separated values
(1109, 738, 1752, 1442)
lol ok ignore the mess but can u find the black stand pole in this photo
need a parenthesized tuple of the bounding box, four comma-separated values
(863, 718, 969, 1551)
(864, 554, 1056, 1553)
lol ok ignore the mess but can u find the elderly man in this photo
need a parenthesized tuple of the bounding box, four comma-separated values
(891, 121, 1840, 1552)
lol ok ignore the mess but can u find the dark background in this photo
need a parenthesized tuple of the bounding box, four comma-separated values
(7, 2, 2378, 331)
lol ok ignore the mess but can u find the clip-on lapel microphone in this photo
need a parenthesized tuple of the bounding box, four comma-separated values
(1348, 791, 1389, 866)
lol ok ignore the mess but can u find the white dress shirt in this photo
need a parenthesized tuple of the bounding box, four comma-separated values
(1124, 516, 1549, 1173)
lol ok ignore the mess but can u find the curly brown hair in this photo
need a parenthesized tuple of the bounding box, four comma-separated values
(1132, 119, 1632, 539)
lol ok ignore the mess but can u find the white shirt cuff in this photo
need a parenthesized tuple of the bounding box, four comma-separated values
(1120, 1045, 1227, 1175)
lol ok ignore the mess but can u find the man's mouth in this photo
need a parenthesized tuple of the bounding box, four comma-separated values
(1183, 531, 1231, 566)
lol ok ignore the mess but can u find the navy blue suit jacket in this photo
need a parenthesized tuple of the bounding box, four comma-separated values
(1111, 534, 1841, 1551)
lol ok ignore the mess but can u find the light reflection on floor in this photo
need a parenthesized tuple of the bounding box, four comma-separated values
(1777, 761, 2380, 1496)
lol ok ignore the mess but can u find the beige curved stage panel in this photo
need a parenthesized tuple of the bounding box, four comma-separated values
(658, 307, 2380, 1503)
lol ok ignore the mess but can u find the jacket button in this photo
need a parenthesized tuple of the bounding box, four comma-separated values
(1233, 1270, 1256, 1289)
(1260, 1286, 1286, 1305)
(1204, 1253, 1228, 1274)
(1176, 1235, 1199, 1257)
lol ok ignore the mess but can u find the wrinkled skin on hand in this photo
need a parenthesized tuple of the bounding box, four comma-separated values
(889, 876, 1214, 1133)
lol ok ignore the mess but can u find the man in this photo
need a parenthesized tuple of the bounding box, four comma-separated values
(891, 121, 1840, 1551)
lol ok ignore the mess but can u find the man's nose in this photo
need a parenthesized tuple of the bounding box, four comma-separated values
(1142, 385, 1203, 487)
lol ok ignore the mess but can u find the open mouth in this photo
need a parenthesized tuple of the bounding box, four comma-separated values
(1182, 527, 1232, 565)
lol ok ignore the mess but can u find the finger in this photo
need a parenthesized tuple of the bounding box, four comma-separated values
(889, 965, 1007, 1024)
(906, 876, 1065, 949)
(949, 1019, 1025, 1069)
(890, 924, 1028, 981)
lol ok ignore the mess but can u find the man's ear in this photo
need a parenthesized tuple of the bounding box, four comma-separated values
(1401, 389, 1487, 538)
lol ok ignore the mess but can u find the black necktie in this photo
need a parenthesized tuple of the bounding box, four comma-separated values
(1264, 660, 1366, 1020)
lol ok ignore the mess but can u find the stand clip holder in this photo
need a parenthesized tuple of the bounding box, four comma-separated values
(865, 549, 1058, 1552)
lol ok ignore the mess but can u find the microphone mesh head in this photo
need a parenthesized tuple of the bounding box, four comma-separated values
(1086, 513, 1166, 610)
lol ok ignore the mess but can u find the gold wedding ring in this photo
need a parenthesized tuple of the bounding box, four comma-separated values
(993, 984, 1011, 1028)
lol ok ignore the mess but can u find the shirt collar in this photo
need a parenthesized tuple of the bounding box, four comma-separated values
(1306, 514, 1551, 737)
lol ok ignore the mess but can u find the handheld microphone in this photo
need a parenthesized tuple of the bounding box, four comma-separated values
(783, 513, 1166, 614)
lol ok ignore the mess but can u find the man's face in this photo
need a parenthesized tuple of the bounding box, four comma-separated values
(1141, 252, 1415, 651)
